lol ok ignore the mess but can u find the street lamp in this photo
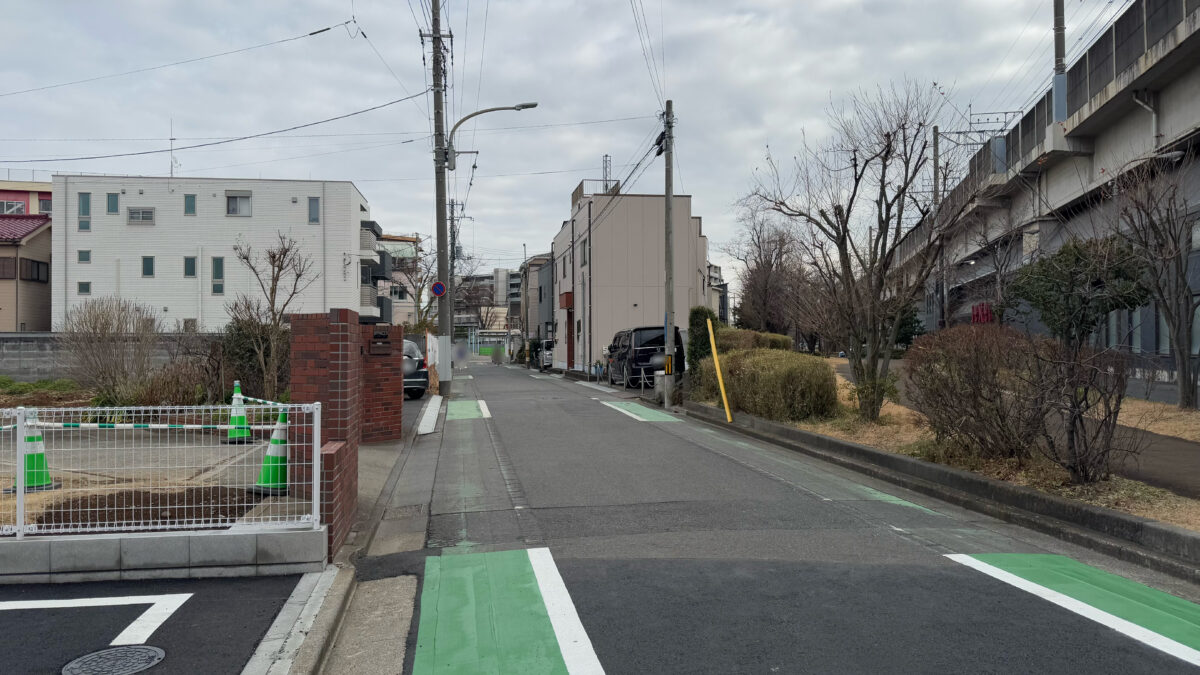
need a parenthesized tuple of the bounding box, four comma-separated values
(435, 101, 537, 394)
(446, 103, 538, 171)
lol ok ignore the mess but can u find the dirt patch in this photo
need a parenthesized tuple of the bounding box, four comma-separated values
(0, 389, 96, 408)
(33, 486, 263, 531)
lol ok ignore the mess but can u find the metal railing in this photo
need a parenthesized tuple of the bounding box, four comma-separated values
(0, 402, 321, 538)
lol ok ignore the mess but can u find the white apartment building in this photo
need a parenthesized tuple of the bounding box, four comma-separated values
(551, 180, 710, 371)
(51, 175, 390, 331)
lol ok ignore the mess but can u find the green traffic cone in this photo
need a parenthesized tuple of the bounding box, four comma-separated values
(227, 380, 252, 444)
(5, 411, 60, 493)
(249, 411, 288, 496)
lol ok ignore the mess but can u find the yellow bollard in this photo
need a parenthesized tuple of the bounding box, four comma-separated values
(706, 318, 733, 423)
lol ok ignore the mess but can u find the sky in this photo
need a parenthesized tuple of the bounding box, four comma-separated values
(0, 0, 1132, 295)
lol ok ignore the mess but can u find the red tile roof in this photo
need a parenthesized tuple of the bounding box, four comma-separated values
(0, 214, 50, 243)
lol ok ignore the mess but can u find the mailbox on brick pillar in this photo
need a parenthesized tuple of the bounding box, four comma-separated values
(361, 324, 405, 443)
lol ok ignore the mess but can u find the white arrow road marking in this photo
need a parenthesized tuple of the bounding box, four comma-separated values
(0, 593, 192, 645)
(478, 400, 492, 418)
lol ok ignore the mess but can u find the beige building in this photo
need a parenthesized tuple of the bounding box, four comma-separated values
(551, 180, 711, 371)
(1, 180, 52, 216)
(0, 214, 52, 332)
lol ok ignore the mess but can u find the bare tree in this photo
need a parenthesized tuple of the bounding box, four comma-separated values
(229, 232, 317, 401)
(751, 80, 948, 420)
(963, 213, 1023, 323)
(58, 298, 163, 404)
(392, 235, 439, 326)
(1111, 156, 1198, 408)
(725, 205, 795, 334)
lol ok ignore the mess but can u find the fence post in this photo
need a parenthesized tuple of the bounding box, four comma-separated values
(15, 407, 25, 540)
(311, 402, 322, 530)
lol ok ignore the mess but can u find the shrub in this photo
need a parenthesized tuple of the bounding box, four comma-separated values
(693, 349, 836, 422)
(687, 305, 719, 371)
(58, 297, 163, 404)
(905, 325, 1044, 461)
(716, 328, 792, 353)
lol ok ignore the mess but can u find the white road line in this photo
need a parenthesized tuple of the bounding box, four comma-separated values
(577, 381, 618, 394)
(527, 548, 605, 674)
(945, 554, 1200, 667)
(601, 401, 643, 421)
(0, 594, 192, 645)
(417, 395, 442, 435)
(530, 374, 552, 380)
(478, 400, 492, 418)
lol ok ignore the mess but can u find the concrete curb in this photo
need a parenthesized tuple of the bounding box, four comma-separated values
(683, 401, 1200, 584)
(287, 564, 356, 675)
(286, 397, 429, 673)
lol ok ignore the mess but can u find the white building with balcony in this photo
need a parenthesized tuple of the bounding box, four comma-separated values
(50, 175, 391, 331)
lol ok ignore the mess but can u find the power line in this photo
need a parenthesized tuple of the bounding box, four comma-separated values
(356, 20, 429, 119)
(0, 91, 428, 164)
(0, 20, 352, 98)
(629, 0, 665, 107)
(0, 115, 657, 144)
(179, 138, 424, 173)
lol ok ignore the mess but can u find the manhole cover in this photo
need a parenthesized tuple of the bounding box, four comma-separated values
(63, 646, 165, 675)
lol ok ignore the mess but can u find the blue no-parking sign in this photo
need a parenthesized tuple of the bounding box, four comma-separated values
(431, 281, 446, 297)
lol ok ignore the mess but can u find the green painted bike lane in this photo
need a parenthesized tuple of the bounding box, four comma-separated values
(412, 548, 602, 674)
(951, 553, 1200, 665)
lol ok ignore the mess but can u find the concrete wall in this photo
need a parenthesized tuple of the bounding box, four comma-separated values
(51, 175, 378, 331)
(0, 332, 205, 382)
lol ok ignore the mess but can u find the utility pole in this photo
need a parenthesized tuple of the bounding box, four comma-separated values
(933, 124, 945, 330)
(429, 0, 451, 395)
(449, 198, 457, 331)
(523, 242, 530, 368)
(663, 100, 675, 409)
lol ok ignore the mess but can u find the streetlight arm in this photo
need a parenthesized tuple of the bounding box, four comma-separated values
(446, 102, 538, 171)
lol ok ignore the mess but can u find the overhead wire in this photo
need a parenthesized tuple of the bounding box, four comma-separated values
(0, 20, 353, 98)
(0, 91, 428, 164)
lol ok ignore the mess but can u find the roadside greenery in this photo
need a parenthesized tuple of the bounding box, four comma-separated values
(0, 377, 79, 396)
(693, 349, 836, 422)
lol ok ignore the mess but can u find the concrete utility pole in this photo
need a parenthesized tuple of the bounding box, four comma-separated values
(523, 242, 530, 368)
(933, 124, 945, 329)
(1053, 0, 1066, 75)
(430, 0, 452, 395)
(663, 100, 675, 409)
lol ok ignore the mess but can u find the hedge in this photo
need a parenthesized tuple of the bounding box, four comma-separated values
(716, 328, 793, 353)
(687, 305, 720, 371)
(692, 348, 836, 422)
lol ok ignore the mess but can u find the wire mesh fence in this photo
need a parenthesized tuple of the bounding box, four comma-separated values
(0, 402, 320, 537)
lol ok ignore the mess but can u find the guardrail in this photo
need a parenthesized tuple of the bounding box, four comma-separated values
(0, 402, 321, 538)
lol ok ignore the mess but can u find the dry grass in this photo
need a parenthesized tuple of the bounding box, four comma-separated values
(1116, 396, 1200, 443)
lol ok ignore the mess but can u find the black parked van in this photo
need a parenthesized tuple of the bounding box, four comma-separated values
(606, 326, 684, 388)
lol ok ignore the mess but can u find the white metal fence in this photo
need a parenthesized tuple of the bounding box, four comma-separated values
(0, 402, 321, 538)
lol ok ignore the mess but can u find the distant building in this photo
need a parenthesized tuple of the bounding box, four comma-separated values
(0, 180, 52, 216)
(517, 253, 551, 339)
(0, 214, 52, 331)
(552, 180, 710, 371)
(50, 175, 391, 331)
(378, 233, 424, 327)
(707, 263, 729, 324)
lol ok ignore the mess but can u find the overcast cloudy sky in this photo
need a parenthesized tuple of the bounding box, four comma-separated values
(1, 0, 1126, 287)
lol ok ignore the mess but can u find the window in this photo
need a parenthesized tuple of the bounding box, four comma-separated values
(1131, 307, 1142, 353)
(1158, 307, 1171, 354)
(580, 240, 588, 266)
(38, 198, 51, 212)
(106, 193, 119, 214)
(141, 256, 154, 277)
(184, 194, 196, 216)
(212, 256, 224, 294)
(77, 282, 91, 295)
(78, 250, 91, 264)
(19, 259, 49, 283)
(308, 197, 320, 223)
(183, 256, 197, 278)
(78, 219, 90, 231)
(1, 201, 25, 214)
(226, 191, 252, 216)
(78, 192, 90, 217)
(390, 285, 407, 300)
(128, 207, 155, 224)
(0, 257, 14, 279)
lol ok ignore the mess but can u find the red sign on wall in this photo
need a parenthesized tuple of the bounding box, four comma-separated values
(971, 302, 994, 324)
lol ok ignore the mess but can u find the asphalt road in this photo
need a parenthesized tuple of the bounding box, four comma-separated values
(392, 361, 1200, 674)
(0, 575, 299, 673)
